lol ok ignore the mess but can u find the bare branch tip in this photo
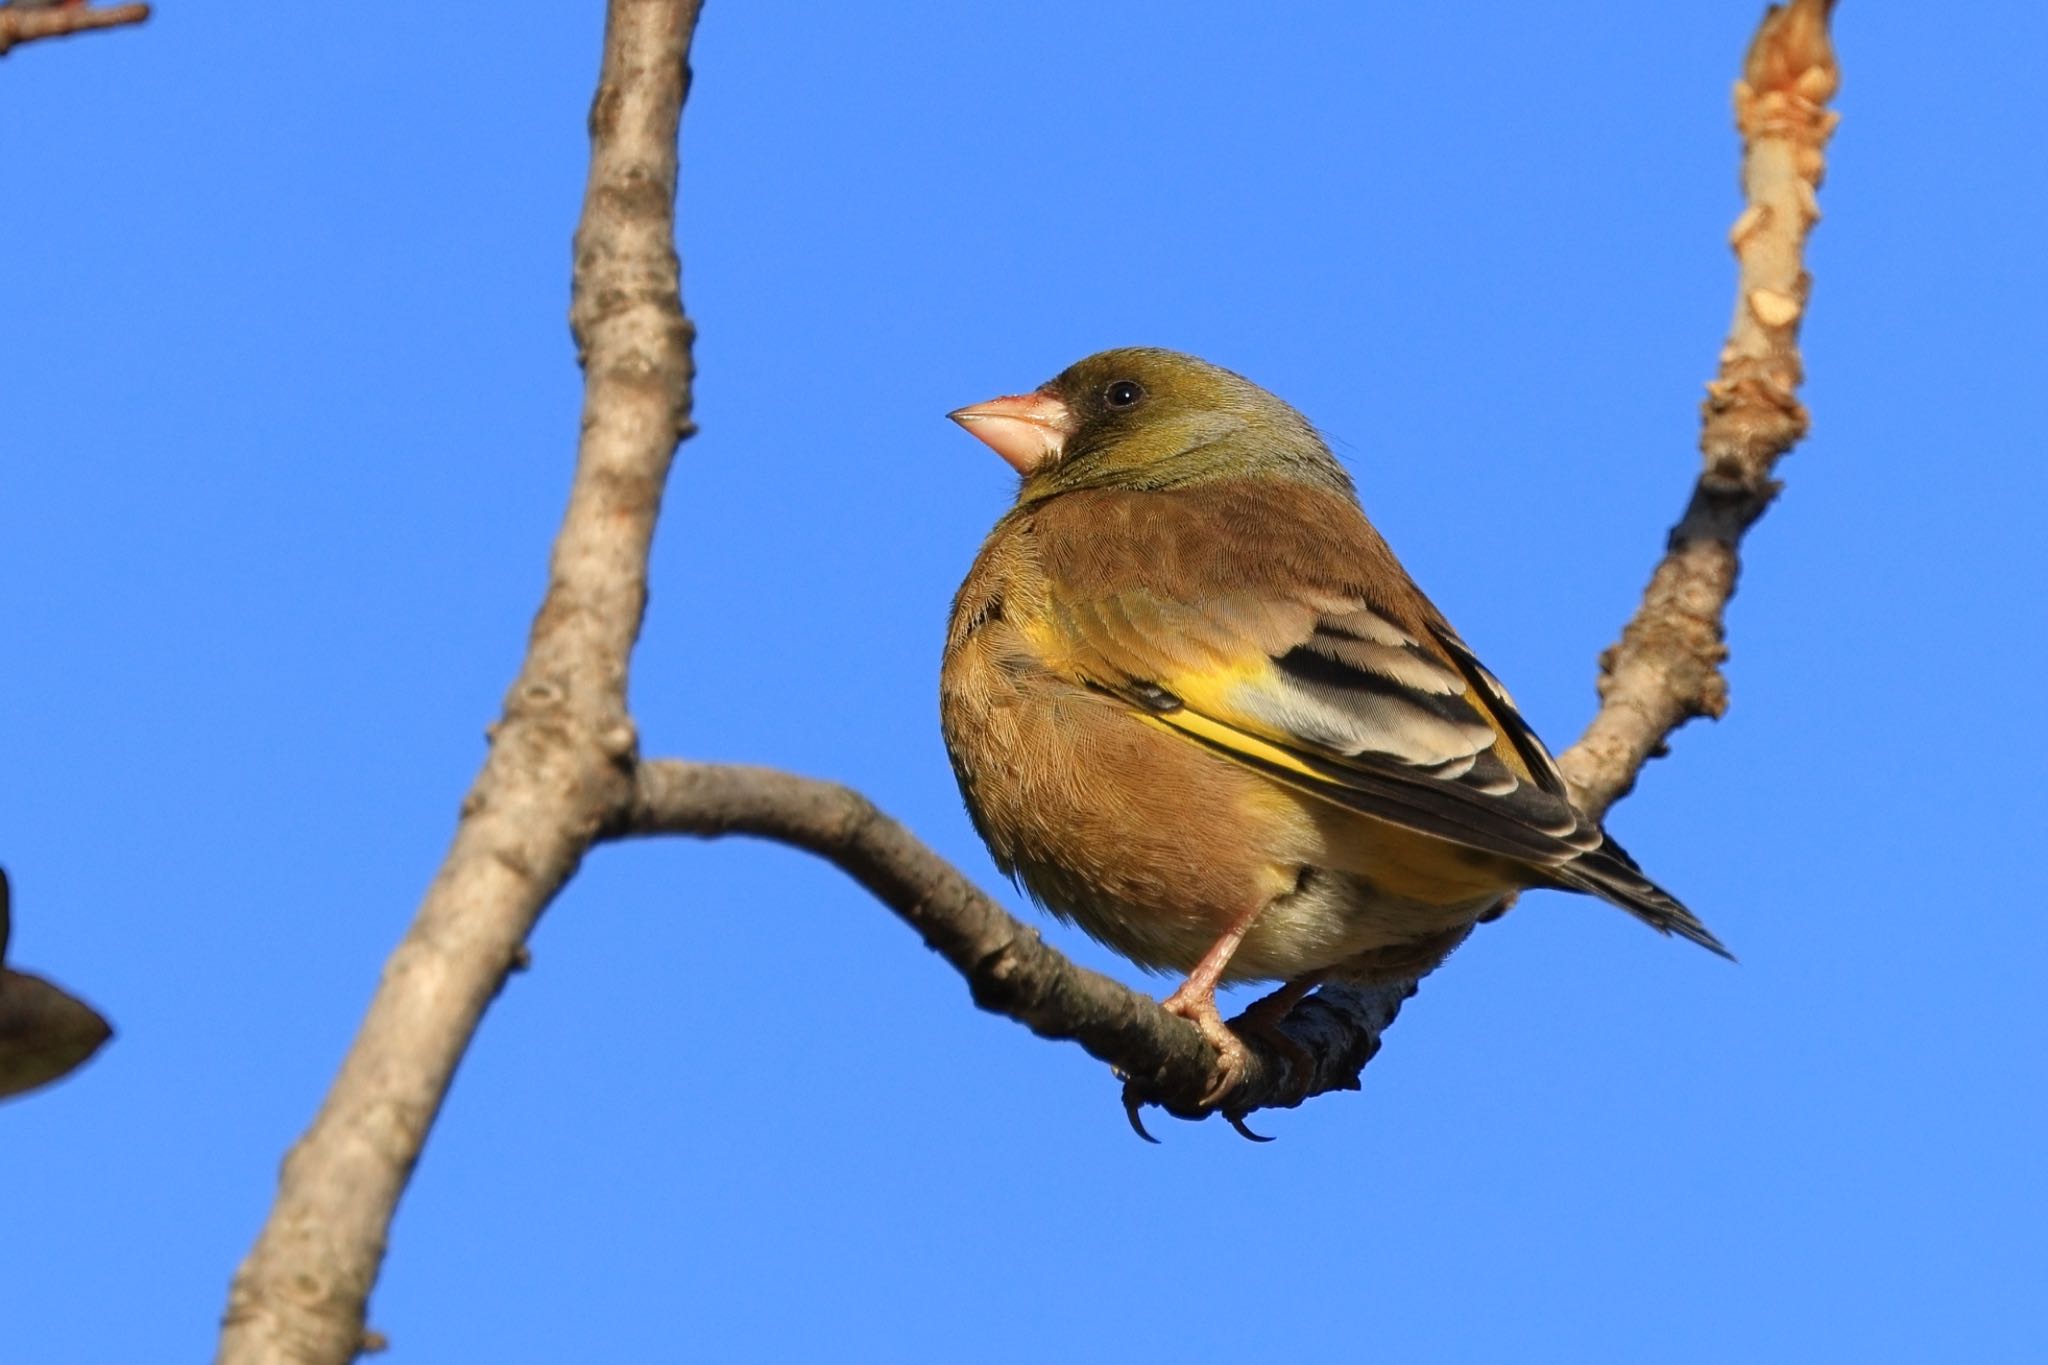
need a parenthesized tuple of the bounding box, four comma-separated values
(0, 2, 150, 56)
(1743, 0, 1840, 104)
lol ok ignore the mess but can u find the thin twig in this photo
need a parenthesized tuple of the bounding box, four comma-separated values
(1561, 0, 1840, 817)
(0, 3, 149, 57)
(216, 3, 702, 1361)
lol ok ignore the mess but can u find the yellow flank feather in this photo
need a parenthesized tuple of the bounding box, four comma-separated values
(1151, 661, 1270, 716)
(1132, 707, 1329, 784)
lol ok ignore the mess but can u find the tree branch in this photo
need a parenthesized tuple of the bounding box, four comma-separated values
(219, 1, 1840, 1356)
(623, 0, 1842, 1126)
(0, 3, 149, 58)
(1561, 0, 1840, 817)
(217, 3, 702, 1361)
(620, 761, 1414, 1123)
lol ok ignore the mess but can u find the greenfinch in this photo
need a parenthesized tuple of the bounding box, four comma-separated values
(940, 348, 1727, 1097)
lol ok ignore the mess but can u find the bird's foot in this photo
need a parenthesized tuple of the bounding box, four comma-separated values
(1123, 970, 1317, 1140)
(1119, 986, 1261, 1141)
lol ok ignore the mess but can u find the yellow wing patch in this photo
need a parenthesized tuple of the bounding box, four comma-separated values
(1132, 707, 1335, 786)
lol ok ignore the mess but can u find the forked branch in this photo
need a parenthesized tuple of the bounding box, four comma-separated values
(217, 2, 1841, 1360)
(217, 2, 702, 1361)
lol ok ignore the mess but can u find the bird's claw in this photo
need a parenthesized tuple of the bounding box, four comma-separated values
(1120, 1080, 1161, 1143)
(1116, 987, 1289, 1140)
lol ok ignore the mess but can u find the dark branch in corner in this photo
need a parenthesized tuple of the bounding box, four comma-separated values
(0, 868, 113, 1102)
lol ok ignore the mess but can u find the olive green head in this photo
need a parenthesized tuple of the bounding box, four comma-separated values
(949, 347, 1352, 501)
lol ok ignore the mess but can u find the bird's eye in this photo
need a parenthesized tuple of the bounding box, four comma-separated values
(1104, 380, 1146, 409)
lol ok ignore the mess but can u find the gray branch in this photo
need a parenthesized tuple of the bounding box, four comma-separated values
(216, 3, 703, 1361)
(620, 761, 1415, 1123)
(214, 1, 1841, 1359)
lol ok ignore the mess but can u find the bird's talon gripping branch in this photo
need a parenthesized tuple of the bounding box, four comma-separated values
(1119, 985, 1263, 1138)
(1158, 985, 1255, 1109)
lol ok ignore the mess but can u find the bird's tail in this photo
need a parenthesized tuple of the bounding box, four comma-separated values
(1549, 836, 1734, 961)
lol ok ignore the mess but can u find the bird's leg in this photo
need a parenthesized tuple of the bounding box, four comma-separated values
(1155, 901, 1270, 1108)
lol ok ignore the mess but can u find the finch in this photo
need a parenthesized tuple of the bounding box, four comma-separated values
(940, 348, 1727, 1098)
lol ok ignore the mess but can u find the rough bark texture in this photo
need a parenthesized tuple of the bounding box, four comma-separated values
(217, 1, 1840, 1358)
(0, 2, 149, 57)
(216, 3, 701, 1361)
(1561, 0, 1840, 818)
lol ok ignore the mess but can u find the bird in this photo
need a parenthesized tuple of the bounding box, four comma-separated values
(939, 347, 1728, 1104)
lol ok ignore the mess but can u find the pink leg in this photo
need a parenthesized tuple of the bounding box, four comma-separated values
(1156, 900, 1271, 1106)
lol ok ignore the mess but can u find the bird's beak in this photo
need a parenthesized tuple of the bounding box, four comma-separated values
(947, 390, 1076, 475)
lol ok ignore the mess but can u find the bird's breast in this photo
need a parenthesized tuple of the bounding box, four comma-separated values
(940, 517, 1505, 983)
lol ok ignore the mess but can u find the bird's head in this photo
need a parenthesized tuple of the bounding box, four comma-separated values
(949, 347, 1350, 501)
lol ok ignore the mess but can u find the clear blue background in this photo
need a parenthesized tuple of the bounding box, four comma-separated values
(5, 3, 2043, 1361)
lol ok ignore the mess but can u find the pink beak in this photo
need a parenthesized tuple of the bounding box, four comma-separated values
(947, 390, 1076, 475)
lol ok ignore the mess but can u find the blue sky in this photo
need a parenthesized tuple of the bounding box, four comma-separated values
(5, 3, 2045, 1361)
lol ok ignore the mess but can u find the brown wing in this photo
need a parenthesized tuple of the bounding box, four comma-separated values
(1027, 480, 1731, 956)
(1027, 480, 1598, 867)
